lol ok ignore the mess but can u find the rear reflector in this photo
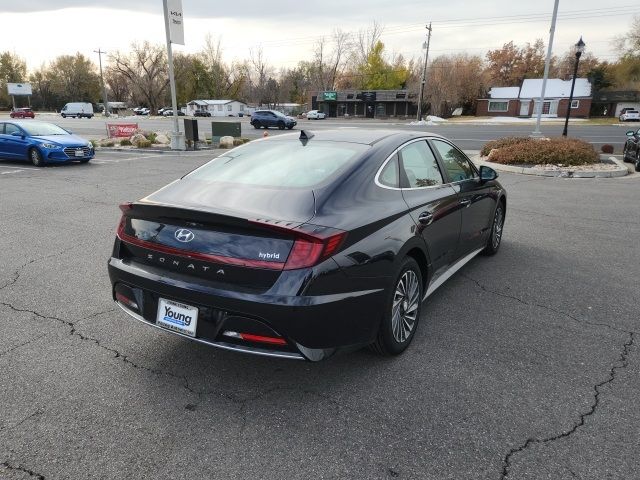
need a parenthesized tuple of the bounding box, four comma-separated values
(222, 330, 287, 346)
(115, 292, 138, 310)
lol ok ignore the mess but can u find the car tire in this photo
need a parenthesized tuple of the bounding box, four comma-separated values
(29, 148, 45, 167)
(287, 125, 294, 130)
(635, 152, 640, 172)
(623, 145, 630, 162)
(278, 121, 285, 130)
(370, 257, 423, 356)
(482, 201, 505, 256)
(253, 121, 261, 129)
(61, 114, 66, 118)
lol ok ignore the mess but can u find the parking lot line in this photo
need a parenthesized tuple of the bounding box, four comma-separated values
(0, 165, 40, 170)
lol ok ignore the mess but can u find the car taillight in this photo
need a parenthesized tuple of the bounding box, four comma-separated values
(117, 202, 133, 234)
(250, 220, 347, 270)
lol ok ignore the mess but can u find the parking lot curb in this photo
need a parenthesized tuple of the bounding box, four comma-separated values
(95, 147, 220, 155)
(470, 154, 628, 178)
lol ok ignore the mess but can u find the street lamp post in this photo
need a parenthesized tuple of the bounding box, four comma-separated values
(562, 37, 585, 137)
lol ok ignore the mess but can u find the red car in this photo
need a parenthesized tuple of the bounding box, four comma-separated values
(10, 108, 35, 119)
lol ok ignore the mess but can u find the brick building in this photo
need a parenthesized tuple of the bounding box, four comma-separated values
(476, 78, 592, 118)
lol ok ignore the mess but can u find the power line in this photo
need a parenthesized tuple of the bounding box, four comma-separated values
(250, 6, 640, 49)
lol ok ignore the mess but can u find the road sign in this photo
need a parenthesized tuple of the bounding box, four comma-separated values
(7, 83, 32, 95)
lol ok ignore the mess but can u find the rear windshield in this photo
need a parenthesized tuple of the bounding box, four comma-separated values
(20, 122, 69, 136)
(187, 140, 369, 188)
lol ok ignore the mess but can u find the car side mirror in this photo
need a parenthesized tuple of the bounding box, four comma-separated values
(479, 165, 498, 182)
(627, 131, 635, 136)
(10, 131, 23, 137)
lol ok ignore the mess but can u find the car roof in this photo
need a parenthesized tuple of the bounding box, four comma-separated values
(6, 120, 58, 128)
(267, 129, 444, 146)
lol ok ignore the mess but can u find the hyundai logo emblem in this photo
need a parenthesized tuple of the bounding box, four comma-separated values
(175, 228, 195, 243)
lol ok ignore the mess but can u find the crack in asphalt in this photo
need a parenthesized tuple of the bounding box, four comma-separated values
(461, 274, 631, 335)
(0, 300, 198, 395)
(459, 275, 637, 479)
(0, 247, 76, 292)
(0, 334, 47, 359)
(499, 332, 634, 479)
(0, 410, 43, 433)
(0, 461, 45, 479)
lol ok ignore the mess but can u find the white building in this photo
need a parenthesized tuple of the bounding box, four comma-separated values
(186, 99, 248, 117)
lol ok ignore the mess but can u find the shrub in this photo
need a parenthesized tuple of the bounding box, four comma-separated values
(233, 137, 251, 146)
(487, 137, 599, 166)
(136, 139, 152, 148)
(144, 132, 157, 143)
(120, 138, 132, 146)
(480, 137, 530, 157)
(101, 140, 114, 147)
(601, 144, 614, 154)
(89, 140, 98, 148)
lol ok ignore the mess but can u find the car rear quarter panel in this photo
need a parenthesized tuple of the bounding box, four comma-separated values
(313, 141, 431, 281)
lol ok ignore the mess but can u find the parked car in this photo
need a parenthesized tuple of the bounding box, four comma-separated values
(194, 110, 211, 117)
(0, 120, 94, 167)
(10, 107, 35, 119)
(250, 110, 297, 130)
(133, 107, 150, 116)
(108, 129, 506, 361)
(623, 128, 640, 172)
(306, 110, 327, 120)
(157, 107, 169, 116)
(61, 102, 94, 119)
(162, 109, 185, 117)
(619, 109, 640, 122)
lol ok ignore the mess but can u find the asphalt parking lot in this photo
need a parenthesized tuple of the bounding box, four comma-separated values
(1, 149, 639, 479)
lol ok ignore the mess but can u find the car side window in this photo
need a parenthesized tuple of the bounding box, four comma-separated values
(0, 123, 5, 134)
(5, 124, 20, 135)
(378, 154, 399, 188)
(398, 140, 443, 188)
(431, 140, 477, 182)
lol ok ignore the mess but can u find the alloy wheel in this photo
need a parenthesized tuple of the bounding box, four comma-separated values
(492, 206, 504, 250)
(391, 270, 420, 343)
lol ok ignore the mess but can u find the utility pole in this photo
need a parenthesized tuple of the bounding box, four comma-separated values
(531, 0, 559, 137)
(416, 23, 432, 121)
(94, 48, 110, 117)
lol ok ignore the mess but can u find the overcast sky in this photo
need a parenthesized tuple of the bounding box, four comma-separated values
(2, 0, 637, 73)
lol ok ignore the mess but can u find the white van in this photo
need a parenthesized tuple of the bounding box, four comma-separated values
(61, 102, 94, 119)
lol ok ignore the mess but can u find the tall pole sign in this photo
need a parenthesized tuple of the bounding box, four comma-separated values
(163, 0, 186, 150)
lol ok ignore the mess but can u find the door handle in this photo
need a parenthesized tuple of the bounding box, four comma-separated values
(418, 211, 434, 225)
(460, 198, 472, 208)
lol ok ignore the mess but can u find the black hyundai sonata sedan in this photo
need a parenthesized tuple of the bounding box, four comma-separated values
(108, 129, 506, 361)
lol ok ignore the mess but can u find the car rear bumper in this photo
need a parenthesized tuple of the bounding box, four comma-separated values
(108, 258, 387, 361)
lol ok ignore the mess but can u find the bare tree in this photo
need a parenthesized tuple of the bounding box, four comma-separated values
(355, 21, 384, 65)
(328, 28, 351, 90)
(104, 68, 131, 102)
(109, 42, 169, 111)
(248, 47, 275, 105)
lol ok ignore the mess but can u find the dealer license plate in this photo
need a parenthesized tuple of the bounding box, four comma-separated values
(156, 298, 198, 337)
(74, 149, 84, 157)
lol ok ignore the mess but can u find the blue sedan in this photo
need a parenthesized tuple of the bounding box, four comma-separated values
(0, 120, 95, 167)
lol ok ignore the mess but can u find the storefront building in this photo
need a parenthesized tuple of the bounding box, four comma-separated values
(311, 90, 418, 118)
